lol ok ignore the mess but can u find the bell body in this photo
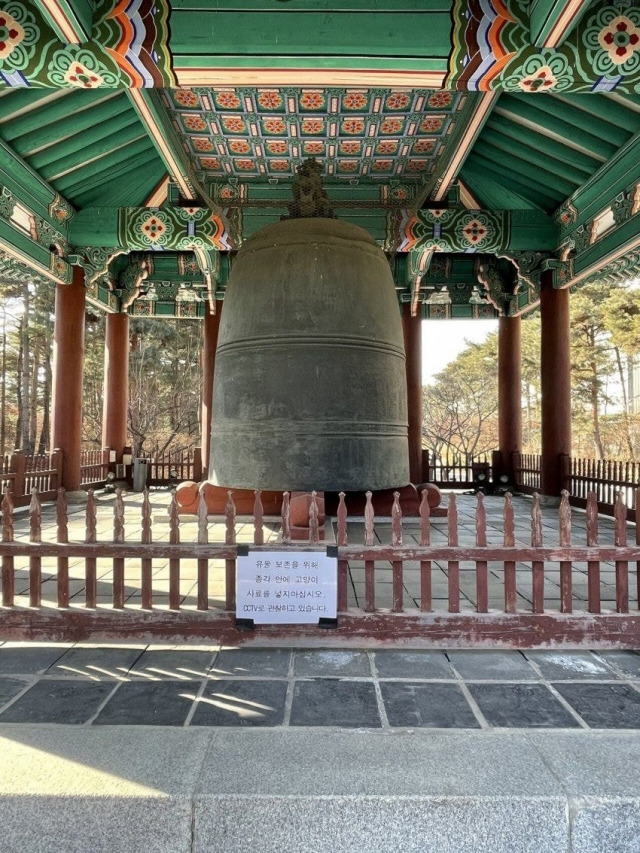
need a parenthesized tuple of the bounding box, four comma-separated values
(209, 218, 409, 491)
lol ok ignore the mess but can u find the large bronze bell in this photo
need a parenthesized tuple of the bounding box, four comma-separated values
(209, 216, 409, 491)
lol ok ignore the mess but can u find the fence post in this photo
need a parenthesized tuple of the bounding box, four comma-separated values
(51, 449, 63, 492)
(9, 450, 25, 499)
(560, 453, 572, 495)
(193, 446, 203, 482)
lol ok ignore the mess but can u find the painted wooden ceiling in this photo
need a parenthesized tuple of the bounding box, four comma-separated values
(0, 0, 638, 319)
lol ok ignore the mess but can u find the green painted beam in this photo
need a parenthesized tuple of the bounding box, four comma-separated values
(73, 161, 167, 209)
(562, 134, 640, 231)
(28, 112, 144, 173)
(486, 114, 601, 174)
(41, 128, 149, 183)
(529, 1, 592, 47)
(170, 9, 452, 58)
(470, 145, 577, 198)
(0, 139, 61, 212)
(461, 169, 540, 211)
(494, 97, 617, 162)
(55, 140, 156, 193)
(463, 154, 564, 209)
(479, 128, 590, 186)
(172, 1, 450, 9)
(0, 91, 117, 142)
(0, 218, 55, 273)
(9, 96, 130, 158)
(126, 89, 212, 206)
(517, 94, 632, 151)
(573, 216, 640, 279)
(35, 0, 93, 43)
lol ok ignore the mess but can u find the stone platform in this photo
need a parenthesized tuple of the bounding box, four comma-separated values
(1, 643, 640, 852)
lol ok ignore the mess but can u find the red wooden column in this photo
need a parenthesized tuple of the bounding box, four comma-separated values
(201, 301, 222, 474)
(51, 265, 86, 491)
(402, 303, 423, 484)
(498, 314, 522, 482)
(540, 272, 571, 499)
(102, 312, 129, 463)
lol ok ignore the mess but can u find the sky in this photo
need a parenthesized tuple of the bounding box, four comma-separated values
(421, 318, 498, 383)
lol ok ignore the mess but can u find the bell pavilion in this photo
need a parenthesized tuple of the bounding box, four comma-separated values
(0, 0, 639, 499)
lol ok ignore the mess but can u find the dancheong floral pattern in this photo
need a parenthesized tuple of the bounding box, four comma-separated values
(0, 0, 174, 87)
(448, 0, 640, 92)
(162, 86, 463, 184)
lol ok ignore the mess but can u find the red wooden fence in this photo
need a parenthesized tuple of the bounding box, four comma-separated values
(0, 450, 62, 507)
(80, 448, 110, 486)
(1, 486, 639, 647)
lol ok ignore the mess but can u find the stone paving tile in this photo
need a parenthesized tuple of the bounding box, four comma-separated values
(94, 679, 200, 726)
(290, 679, 381, 728)
(0, 644, 72, 675)
(210, 649, 291, 677)
(467, 683, 582, 728)
(380, 682, 480, 728)
(597, 650, 640, 678)
(447, 650, 538, 680)
(554, 683, 640, 728)
(525, 650, 618, 680)
(46, 645, 146, 679)
(191, 679, 287, 727)
(0, 677, 30, 709)
(129, 648, 218, 680)
(293, 650, 371, 677)
(372, 650, 453, 679)
(0, 679, 115, 724)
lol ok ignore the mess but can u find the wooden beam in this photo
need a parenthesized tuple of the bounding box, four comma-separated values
(417, 92, 499, 205)
(35, 0, 93, 44)
(529, 0, 591, 48)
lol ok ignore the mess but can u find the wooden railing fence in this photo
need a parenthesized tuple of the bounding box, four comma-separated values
(148, 448, 202, 486)
(0, 450, 62, 507)
(424, 450, 491, 489)
(80, 448, 110, 486)
(1, 486, 640, 647)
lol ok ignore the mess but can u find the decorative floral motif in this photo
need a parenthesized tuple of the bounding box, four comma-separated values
(262, 117, 286, 134)
(215, 91, 241, 109)
(271, 159, 289, 171)
(200, 158, 221, 170)
(257, 91, 283, 109)
(413, 139, 436, 153)
(0, 4, 41, 73)
(385, 92, 410, 110)
(598, 15, 640, 66)
(193, 137, 214, 152)
(460, 217, 489, 246)
(301, 118, 324, 134)
(266, 140, 288, 154)
(136, 212, 171, 245)
(420, 116, 444, 132)
(175, 90, 199, 108)
(390, 187, 409, 200)
(229, 139, 251, 154)
(222, 116, 246, 133)
(340, 141, 361, 154)
(407, 160, 428, 172)
(299, 91, 325, 110)
(0, 9, 25, 60)
(380, 118, 403, 134)
(48, 48, 119, 88)
(376, 141, 398, 154)
(428, 92, 452, 108)
(234, 159, 255, 170)
(503, 52, 574, 93)
(373, 160, 392, 171)
(303, 141, 324, 155)
(338, 161, 358, 172)
(519, 64, 557, 91)
(183, 114, 207, 131)
(342, 118, 365, 135)
(342, 92, 368, 110)
(219, 185, 238, 200)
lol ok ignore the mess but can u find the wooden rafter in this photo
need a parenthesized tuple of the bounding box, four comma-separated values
(35, 0, 93, 44)
(530, 0, 592, 49)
